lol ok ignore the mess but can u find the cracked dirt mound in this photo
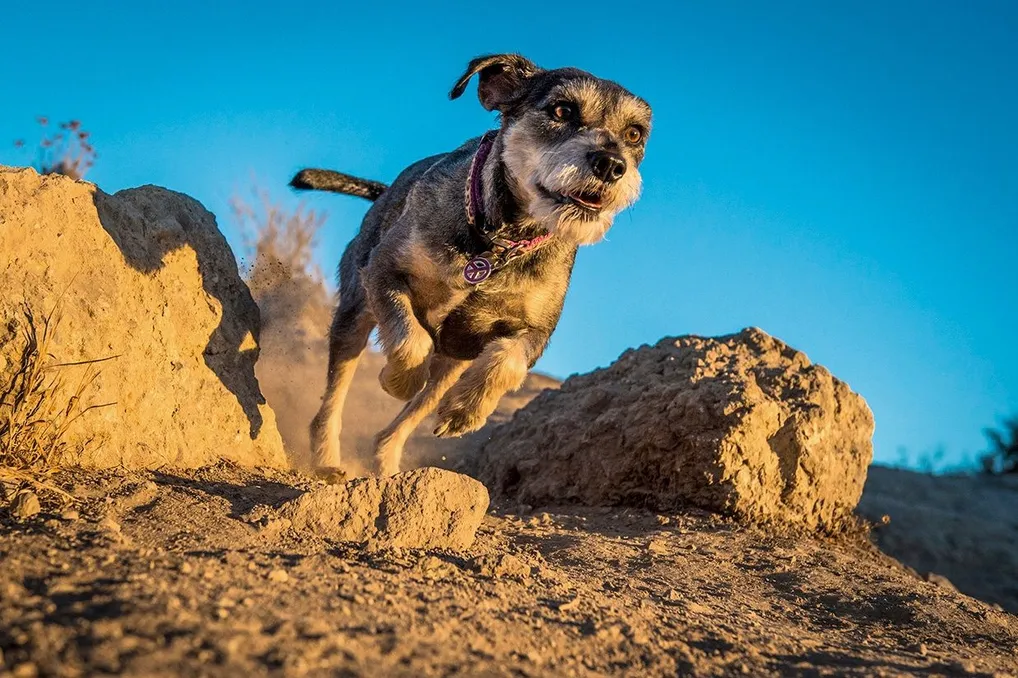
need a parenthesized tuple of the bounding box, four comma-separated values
(0, 166, 285, 468)
(472, 328, 874, 531)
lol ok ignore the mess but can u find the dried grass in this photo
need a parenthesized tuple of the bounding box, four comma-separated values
(0, 304, 115, 505)
(12, 117, 96, 181)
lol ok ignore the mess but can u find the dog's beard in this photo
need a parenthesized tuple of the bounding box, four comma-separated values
(502, 128, 642, 246)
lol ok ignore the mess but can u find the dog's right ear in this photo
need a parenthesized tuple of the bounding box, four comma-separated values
(450, 54, 540, 112)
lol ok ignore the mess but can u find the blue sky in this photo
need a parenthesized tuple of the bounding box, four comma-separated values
(3, 1, 1016, 470)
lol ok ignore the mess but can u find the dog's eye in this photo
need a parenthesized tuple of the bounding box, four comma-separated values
(549, 103, 576, 122)
(624, 126, 644, 144)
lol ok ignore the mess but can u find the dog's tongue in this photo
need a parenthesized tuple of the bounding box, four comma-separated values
(571, 191, 604, 209)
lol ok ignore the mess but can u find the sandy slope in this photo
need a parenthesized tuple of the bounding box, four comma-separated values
(2, 464, 1016, 677)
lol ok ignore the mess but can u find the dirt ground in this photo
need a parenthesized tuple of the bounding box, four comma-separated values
(2, 464, 1016, 678)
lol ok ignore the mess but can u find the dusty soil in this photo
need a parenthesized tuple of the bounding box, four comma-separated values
(2, 464, 1017, 678)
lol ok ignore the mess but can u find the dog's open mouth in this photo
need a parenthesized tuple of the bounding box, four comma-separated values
(564, 190, 605, 211)
(538, 184, 607, 212)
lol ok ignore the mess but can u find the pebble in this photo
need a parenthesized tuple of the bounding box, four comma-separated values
(557, 596, 581, 612)
(472, 554, 532, 579)
(59, 508, 80, 521)
(646, 539, 669, 555)
(12, 661, 38, 678)
(98, 516, 122, 534)
(687, 602, 712, 615)
(267, 568, 289, 583)
(925, 572, 958, 593)
(11, 491, 41, 520)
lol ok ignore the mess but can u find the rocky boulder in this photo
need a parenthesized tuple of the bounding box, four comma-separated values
(280, 468, 489, 550)
(471, 328, 873, 530)
(0, 166, 286, 468)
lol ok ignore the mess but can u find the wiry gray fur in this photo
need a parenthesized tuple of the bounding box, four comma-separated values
(291, 53, 652, 476)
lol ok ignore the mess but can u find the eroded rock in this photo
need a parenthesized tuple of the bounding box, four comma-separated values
(472, 328, 873, 530)
(0, 166, 285, 468)
(10, 491, 41, 520)
(280, 468, 489, 550)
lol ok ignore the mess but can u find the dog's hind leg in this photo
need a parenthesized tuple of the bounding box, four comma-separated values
(373, 355, 470, 476)
(309, 297, 375, 473)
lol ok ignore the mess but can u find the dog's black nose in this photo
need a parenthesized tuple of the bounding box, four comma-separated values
(589, 150, 627, 183)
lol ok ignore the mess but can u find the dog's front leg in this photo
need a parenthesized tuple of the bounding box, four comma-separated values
(434, 330, 548, 438)
(363, 268, 434, 402)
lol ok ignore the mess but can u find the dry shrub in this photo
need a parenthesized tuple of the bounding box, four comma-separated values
(982, 418, 1018, 475)
(13, 117, 96, 181)
(0, 304, 114, 504)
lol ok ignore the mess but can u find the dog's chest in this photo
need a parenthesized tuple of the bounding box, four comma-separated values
(429, 267, 567, 360)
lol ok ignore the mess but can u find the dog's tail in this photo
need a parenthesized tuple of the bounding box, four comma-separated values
(289, 168, 388, 201)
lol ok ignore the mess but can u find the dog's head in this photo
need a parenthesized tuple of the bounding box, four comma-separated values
(451, 54, 651, 245)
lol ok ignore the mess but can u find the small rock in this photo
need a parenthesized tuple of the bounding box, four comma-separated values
(418, 556, 448, 579)
(98, 516, 122, 534)
(179, 562, 193, 574)
(687, 602, 712, 615)
(10, 491, 41, 520)
(925, 572, 958, 593)
(647, 539, 668, 555)
(59, 508, 80, 521)
(13, 661, 38, 678)
(472, 554, 532, 579)
(556, 596, 581, 612)
(917, 643, 928, 657)
(656, 515, 671, 525)
(298, 619, 331, 639)
(267, 568, 289, 583)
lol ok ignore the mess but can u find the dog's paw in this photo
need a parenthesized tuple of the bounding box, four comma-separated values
(314, 466, 347, 485)
(376, 458, 401, 477)
(379, 360, 429, 401)
(434, 402, 487, 438)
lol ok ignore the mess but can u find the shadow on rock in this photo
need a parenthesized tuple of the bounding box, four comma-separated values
(92, 186, 266, 439)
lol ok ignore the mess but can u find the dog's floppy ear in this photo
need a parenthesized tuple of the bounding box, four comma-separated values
(450, 53, 540, 111)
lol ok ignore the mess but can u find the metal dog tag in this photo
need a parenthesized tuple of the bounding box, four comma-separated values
(463, 256, 493, 285)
